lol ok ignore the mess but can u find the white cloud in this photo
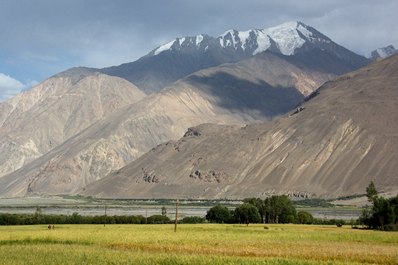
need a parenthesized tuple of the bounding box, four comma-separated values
(0, 73, 38, 101)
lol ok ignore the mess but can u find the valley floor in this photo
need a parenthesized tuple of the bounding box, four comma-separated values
(0, 196, 362, 220)
(0, 224, 397, 264)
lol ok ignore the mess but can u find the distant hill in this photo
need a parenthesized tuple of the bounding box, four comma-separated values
(0, 73, 145, 178)
(370, 45, 397, 61)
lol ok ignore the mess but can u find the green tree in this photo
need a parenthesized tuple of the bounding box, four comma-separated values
(206, 204, 231, 223)
(371, 197, 396, 230)
(71, 212, 82, 224)
(147, 215, 170, 224)
(366, 181, 378, 203)
(161, 206, 167, 216)
(277, 196, 297, 223)
(235, 203, 261, 226)
(34, 206, 44, 224)
(264, 195, 297, 223)
(264, 197, 272, 223)
(359, 208, 372, 227)
(297, 211, 314, 224)
(244, 198, 266, 223)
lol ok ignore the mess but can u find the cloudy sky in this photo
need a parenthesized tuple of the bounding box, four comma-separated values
(0, 0, 397, 101)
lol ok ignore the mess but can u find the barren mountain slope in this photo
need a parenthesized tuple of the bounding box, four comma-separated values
(0, 73, 146, 177)
(83, 55, 398, 199)
(0, 52, 334, 197)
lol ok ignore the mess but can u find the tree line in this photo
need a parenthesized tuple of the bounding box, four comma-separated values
(0, 195, 348, 226)
(0, 211, 209, 226)
(206, 195, 345, 226)
(3, 183, 393, 229)
(0, 212, 165, 226)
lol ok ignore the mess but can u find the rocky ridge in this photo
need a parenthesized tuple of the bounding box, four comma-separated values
(0, 73, 146, 178)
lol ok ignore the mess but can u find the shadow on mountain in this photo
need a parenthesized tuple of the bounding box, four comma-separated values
(281, 47, 369, 75)
(102, 48, 245, 94)
(187, 72, 304, 119)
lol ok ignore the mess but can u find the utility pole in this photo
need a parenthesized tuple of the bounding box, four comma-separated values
(174, 199, 179, 232)
(104, 205, 107, 227)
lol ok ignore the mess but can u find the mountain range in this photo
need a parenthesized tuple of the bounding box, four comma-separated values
(88, 21, 368, 94)
(84, 54, 398, 199)
(0, 21, 385, 199)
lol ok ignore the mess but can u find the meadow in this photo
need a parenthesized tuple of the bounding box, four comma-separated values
(0, 224, 397, 265)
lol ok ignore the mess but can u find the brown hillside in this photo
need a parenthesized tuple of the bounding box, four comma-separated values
(83, 55, 398, 199)
(0, 52, 333, 197)
(0, 73, 146, 178)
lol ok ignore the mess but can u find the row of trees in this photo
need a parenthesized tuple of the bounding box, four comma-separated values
(205, 202, 263, 225)
(206, 195, 320, 225)
(0, 212, 172, 225)
(2, 195, 357, 227)
(359, 181, 398, 230)
(0, 207, 207, 226)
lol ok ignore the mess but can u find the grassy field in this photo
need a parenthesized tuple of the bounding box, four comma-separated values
(0, 224, 397, 265)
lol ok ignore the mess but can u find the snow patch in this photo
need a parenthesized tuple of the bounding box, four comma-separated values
(376, 46, 396, 58)
(297, 24, 313, 39)
(238, 30, 251, 49)
(229, 31, 238, 49)
(196, 35, 203, 46)
(226, 39, 232, 47)
(154, 40, 175, 55)
(264, 21, 305, 55)
(253, 30, 271, 55)
(370, 45, 396, 59)
(377, 48, 388, 58)
(219, 30, 235, 48)
(178, 37, 185, 46)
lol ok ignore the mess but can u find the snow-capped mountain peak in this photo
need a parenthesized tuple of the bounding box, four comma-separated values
(370, 45, 397, 60)
(218, 21, 330, 56)
(153, 34, 206, 55)
(150, 21, 333, 57)
(261, 21, 306, 55)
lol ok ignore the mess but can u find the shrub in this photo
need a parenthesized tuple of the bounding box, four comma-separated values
(297, 211, 314, 224)
(181, 216, 205, 224)
(147, 215, 170, 224)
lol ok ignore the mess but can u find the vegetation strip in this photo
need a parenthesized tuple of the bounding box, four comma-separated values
(0, 237, 92, 246)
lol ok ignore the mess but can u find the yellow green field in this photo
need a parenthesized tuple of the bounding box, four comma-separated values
(0, 224, 397, 265)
